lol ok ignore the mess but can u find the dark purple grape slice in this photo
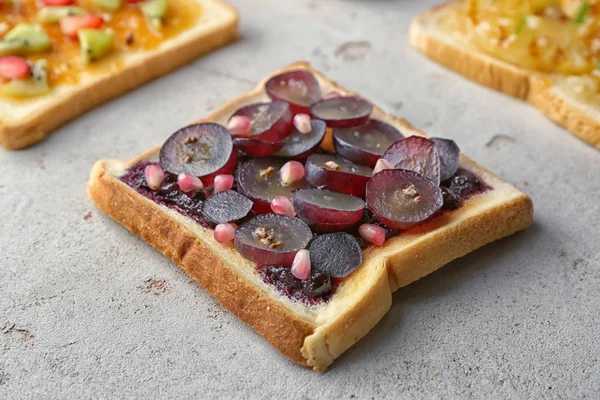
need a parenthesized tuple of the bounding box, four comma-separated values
(291, 188, 365, 232)
(201, 190, 253, 224)
(310, 96, 373, 128)
(236, 158, 309, 214)
(233, 137, 284, 157)
(235, 213, 312, 266)
(273, 119, 326, 160)
(229, 102, 293, 142)
(333, 119, 404, 167)
(159, 123, 233, 179)
(305, 154, 372, 198)
(366, 169, 443, 229)
(432, 138, 460, 181)
(265, 70, 321, 115)
(308, 233, 362, 278)
(382, 136, 441, 185)
(201, 150, 237, 186)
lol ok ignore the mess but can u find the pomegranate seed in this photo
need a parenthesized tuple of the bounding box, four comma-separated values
(373, 158, 393, 175)
(271, 196, 295, 217)
(358, 224, 386, 247)
(280, 160, 305, 186)
(43, 0, 74, 5)
(144, 164, 165, 190)
(213, 174, 234, 193)
(214, 223, 237, 243)
(324, 91, 341, 99)
(291, 249, 311, 280)
(60, 15, 104, 40)
(0, 56, 30, 80)
(126, 0, 145, 3)
(293, 113, 312, 134)
(177, 173, 204, 193)
(227, 115, 251, 135)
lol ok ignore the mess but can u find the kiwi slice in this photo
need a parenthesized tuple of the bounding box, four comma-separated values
(89, 0, 122, 12)
(37, 6, 88, 24)
(140, 0, 168, 28)
(78, 29, 115, 64)
(0, 24, 52, 56)
(0, 60, 50, 98)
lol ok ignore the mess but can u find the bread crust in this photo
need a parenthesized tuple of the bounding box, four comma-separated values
(0, 0, 239, 151)
(88, 61, 534, 371)
(409, 1, 600, 149)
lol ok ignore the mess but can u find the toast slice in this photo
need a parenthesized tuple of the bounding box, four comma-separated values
(410, 1, 600, 150)
(88, 61, 534, 372)
(0, 0, 239, 151)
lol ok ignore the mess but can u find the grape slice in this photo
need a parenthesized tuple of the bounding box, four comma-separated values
(200, 149, 237, 186)
(305, 154, 373, 198)
(273, 119, 327, 160)
(202, 190, 253, 224)
(310, 96, 373, 128)
(235, 213, 312, 266)
(236, 158, 308, 214)
(265, 69, 321, 115)
(233, 137, 284, 157)
(333, 119, 404, 167)
(366, 169, 443, 229)
(291, 189, 365, 232)
(431, 137, 460, 181)
(229, 102, 293, 142)
(308, 233, 362, 278)
(382, 136, 441, 185)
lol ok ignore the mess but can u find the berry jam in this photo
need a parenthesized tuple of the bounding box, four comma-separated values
(440, 168, 491, 210)
(258, 266, 338, 305)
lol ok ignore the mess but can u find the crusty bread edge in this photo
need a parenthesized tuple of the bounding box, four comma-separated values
(0, 0, 239, 151)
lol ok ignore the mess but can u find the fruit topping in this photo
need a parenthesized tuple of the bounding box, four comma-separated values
(236, 158, 308, 214)
(333, 119, 404, 167)
(60, 15, 104, 40)
(201, 150, 237, 186)
(441, 186, 462, 211)
(90, 0, 122, 12)
(213, 174, 234, 193)
(441, 168, 485, 200)
(272, 119, 326, 160)
(226, 115, 251, 135)
(305, 154, 372, 197)
(140, 0, 168, 28)
(358, 223, 386, 247)
(37, 6, 88, 24)
(431, 138, 460, 181)
(144, 164, 165, 190)
(202, 190, 253, 224)
(382, 136, 441, 185)
(159, 123, 234, 182)
(372, 158, 393, 175)
(308, 233, 362, 278)
(310, 96, 373, 128)
(291, 188, 365, 232)
(232, 137, 284, 157)
(291, 249, 311, 280)
(293, 113, 312, 134)
(234, 213, 312, 266)
(271, 196, 296, 217)
(265, 69, 321, 115)
(42, 0, 75, 6)
(177, 173, 204, 193)
(279, 160, 305, 186)
(366, 169, 443, 229)
(229, 101, 293, 142)
(78, 29, 114, 64)
(259, 266, 333, 303)
(214, 223, 237, 244)
(0, 59, 50, 97)
(0, 24, 52, 56)
(0, 56, 29, 79)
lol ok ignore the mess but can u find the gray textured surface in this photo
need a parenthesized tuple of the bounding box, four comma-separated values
(1, 0, 600, 398)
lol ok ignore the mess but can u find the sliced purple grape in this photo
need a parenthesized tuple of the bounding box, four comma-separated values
(229, 102, 293, 142)
(159, 123, 233, 179)
(308, 233, 362, 278)
(305, 154, 372, 198)
(235, 213, 312, 266)
(382, 136, 441, 185)
(333, 119, 404, 167)
(310, 96, 373, 128)
(201, 150, 237, 186)
(233, 138, 284, 157)
(236, 158, 308, 214)
(366, 169, 443, 229)
(265, 70, 321, 115)
(273, 119, 326, 160)
(291, 189, 365, 232)
(202, 190, 253, 224)
(432, 138, 460, 181)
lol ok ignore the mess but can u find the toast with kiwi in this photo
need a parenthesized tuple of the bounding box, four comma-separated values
(0, 0, 238, 150)
(88, 61, 534, 372)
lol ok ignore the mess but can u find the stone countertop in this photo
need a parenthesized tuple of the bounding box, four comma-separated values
(1, 0, 599, 398)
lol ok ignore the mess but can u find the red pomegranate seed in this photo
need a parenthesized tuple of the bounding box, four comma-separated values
(43, 0, 75, 5)
(280, 160, 305, 186)
(372, 158, 393, 175)
(291, 249, 311, 280)
(293, 113, 312, 134)
(144, 164, 165, 190)
(213, 174, 234, 193)
(214, 223, 237, 243)
(177, 173, 204, 193)
(0, 56, 30, 80)
(358, 224, 386, 246)
(226, 115, 251, 135)
(60, 15, 104, 40)
(271, 196, 296, 217)
(324, 91, 341, 99)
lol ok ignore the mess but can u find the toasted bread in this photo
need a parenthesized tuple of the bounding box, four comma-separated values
(88, 61, 534, 372)
(0, 0, 239, 151)
(409, 1, 600, 150)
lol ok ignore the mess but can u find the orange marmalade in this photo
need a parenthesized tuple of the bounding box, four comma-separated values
(0, 0, 202, 89)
